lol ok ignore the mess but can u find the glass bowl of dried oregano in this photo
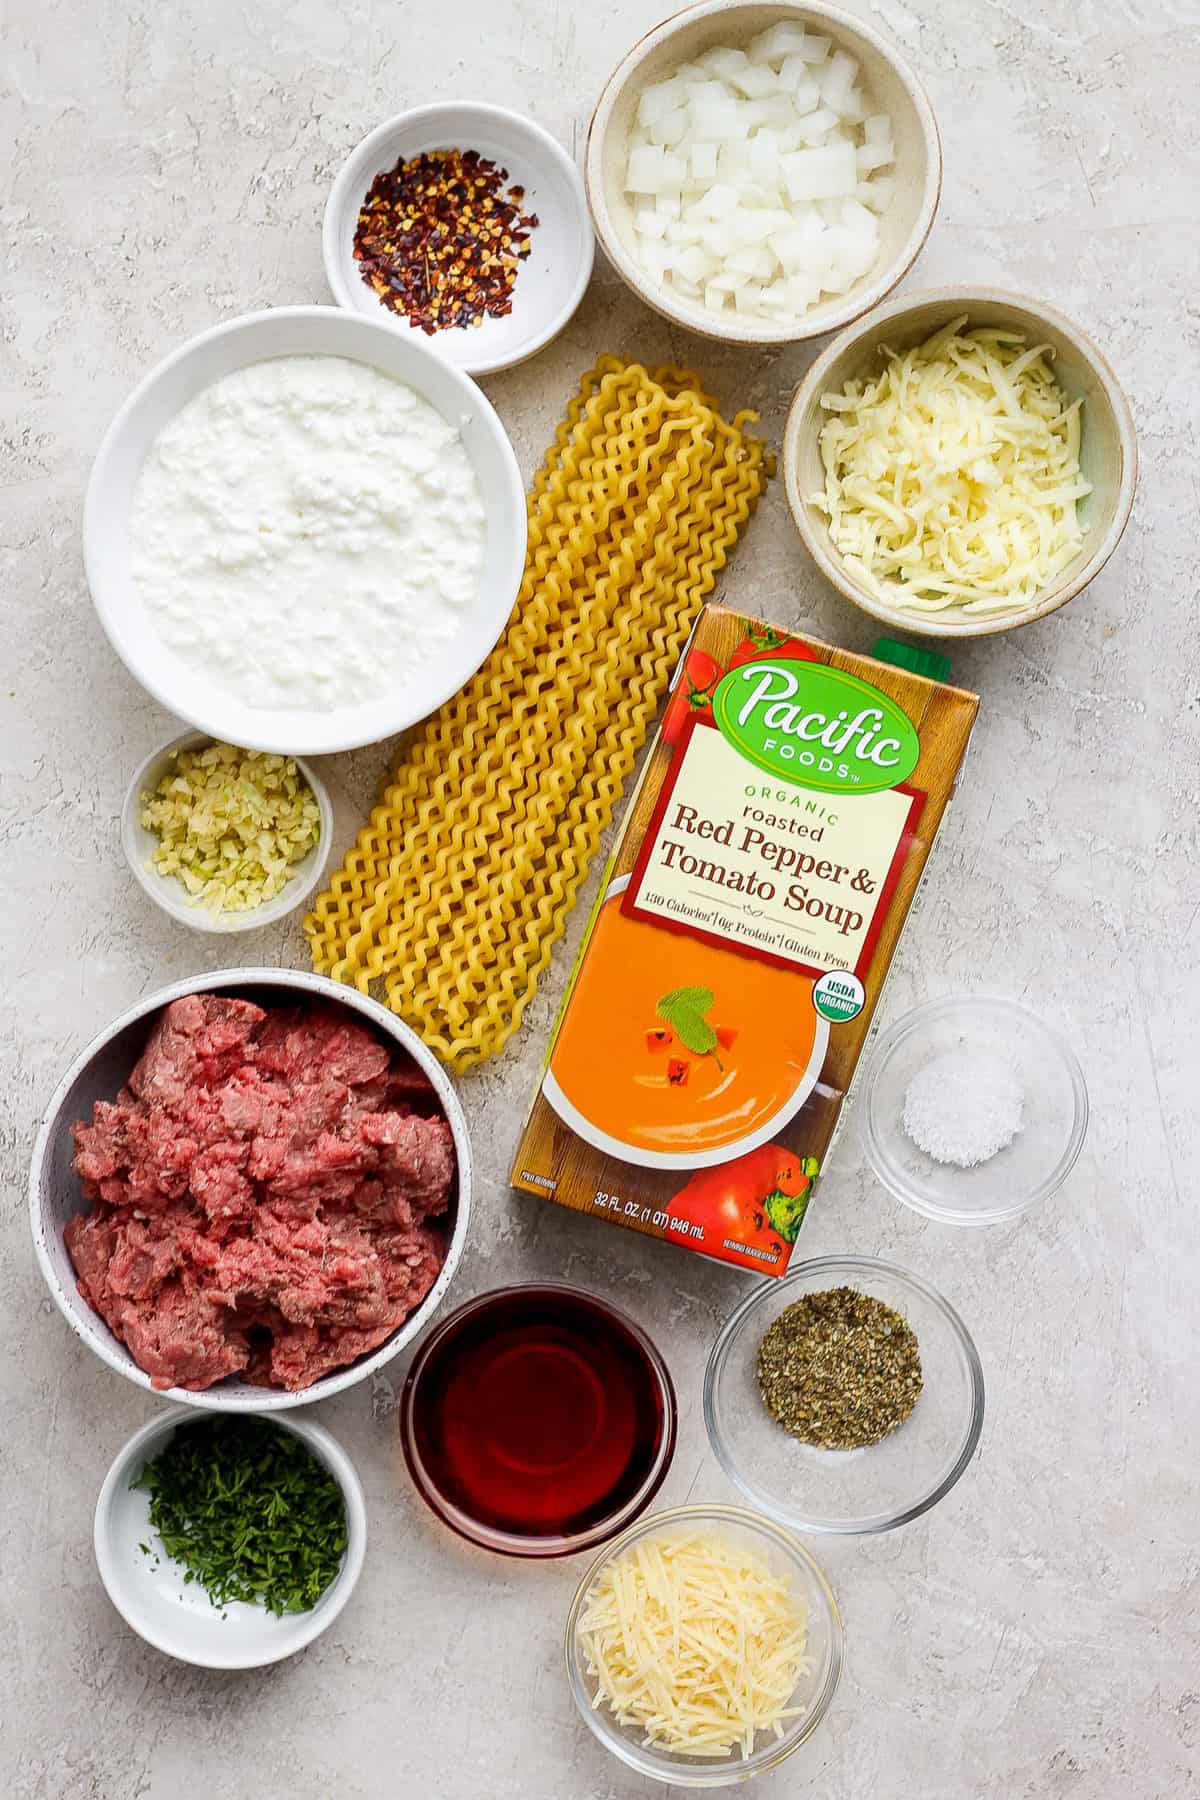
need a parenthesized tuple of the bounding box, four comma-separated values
(704, 1255, 985, 1535)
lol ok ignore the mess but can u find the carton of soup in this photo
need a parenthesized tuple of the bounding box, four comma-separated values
(511, 608, 979, 1274)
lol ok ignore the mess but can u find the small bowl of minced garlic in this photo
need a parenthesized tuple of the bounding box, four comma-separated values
(121, 732, 332, 933)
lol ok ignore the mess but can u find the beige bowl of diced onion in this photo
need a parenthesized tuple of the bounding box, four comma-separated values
(783, 287, 1139, 638)
(585, 0, 941, 345)
(120, 731, 333, 934)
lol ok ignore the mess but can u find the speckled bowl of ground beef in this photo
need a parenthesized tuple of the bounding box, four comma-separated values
(29, 971, 472, 1410)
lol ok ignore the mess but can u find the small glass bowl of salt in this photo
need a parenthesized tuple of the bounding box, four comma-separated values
(860, 996, 1088, 1225)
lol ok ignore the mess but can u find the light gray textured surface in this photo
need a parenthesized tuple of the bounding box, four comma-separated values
(2, 1, 1198, 1795)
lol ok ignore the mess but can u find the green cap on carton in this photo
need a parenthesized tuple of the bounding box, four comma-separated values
(871, 638, 951, 685)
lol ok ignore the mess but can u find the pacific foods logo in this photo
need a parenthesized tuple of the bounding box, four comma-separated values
(712, 658, 921, 794)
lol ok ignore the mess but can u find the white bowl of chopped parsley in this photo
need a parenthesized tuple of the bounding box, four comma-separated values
(94, 1408, 366, 1668)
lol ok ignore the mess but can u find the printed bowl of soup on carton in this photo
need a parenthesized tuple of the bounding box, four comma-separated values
(544, 873, 830, 1171)
(514, 611, 979, 1275)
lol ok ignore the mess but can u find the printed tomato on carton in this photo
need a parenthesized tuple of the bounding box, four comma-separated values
(727, 622, 819, 670)
(661, 626, 815, 753)
(661, 648, 723, 747)
(668, 1146, 819, 1272)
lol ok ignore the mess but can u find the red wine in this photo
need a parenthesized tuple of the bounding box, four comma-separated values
(404, 1286, 673, 1544)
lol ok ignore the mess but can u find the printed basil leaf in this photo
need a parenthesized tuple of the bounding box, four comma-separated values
(673, 1013, 719, 1056)
(656, 985, 718, 1056)
(657, 985, 714, 1019)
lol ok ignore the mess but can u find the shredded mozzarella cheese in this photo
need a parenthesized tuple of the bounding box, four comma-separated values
(578, 1530, 810, 1759)
(809, 316, 1092, 613)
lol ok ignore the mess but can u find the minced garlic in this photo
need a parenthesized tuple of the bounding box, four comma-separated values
(809, 316, 1093, 614)
(141, 741, 321, 914)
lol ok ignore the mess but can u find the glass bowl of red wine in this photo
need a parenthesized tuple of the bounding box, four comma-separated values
(399, 1283, 677, 1557)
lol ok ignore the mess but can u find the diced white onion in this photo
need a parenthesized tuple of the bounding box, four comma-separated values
(623, 33, 891, 323)
(717, 140, 752, 181)
(856, 141, 893, 174)
(747, 22, 819, 64)
(627, 144, 664, 191)
(649, 107, 690, 147)
(698, 46, 749, 80)
(819, 50, 859, 113)
(782, 142, 858, 199)
(781, 69, 822, 112)
(794, 106, 841, 143)
(737, 94, 786, 129)
(690, 141, 718, 180)
(689, 96, 743, 138)
(637, 77, 689, 127)
(633, 207, 666, 241)
(728, 61, 778, 98)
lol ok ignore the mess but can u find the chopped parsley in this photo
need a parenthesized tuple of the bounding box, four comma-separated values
(131, 1417, 347, 1617)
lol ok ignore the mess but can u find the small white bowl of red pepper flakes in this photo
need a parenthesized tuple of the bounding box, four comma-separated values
(324, 101, 594, 376)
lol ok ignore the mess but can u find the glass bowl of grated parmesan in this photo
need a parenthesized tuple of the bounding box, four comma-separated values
(859, 994, 1089, 1225)
(566, 1503, 842, 1785)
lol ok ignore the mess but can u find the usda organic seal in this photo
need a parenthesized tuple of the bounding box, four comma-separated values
(813, 970, 866, 1022)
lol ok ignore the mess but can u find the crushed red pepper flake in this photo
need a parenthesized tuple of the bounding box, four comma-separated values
(354, 147, 540, 335)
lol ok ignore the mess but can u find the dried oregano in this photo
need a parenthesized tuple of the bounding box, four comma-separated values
(756, 1286, 922, 1449)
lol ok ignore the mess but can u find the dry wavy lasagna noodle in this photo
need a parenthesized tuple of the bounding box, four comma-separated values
(305, 356, 771, 1070)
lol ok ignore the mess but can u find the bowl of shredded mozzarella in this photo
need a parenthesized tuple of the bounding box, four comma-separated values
(585, 0, 941, 344)
(566, 1504, 842, 1784)
(784, 286, 1138, 635)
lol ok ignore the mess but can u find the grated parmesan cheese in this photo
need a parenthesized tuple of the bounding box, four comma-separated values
(578, 1529, 810, 1759)
(809, 315, 1092, 614)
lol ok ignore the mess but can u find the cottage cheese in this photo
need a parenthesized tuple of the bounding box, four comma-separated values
(130, 355, 486, 712)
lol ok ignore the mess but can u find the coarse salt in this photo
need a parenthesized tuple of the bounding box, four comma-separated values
(901, 1048, 1024, 1169)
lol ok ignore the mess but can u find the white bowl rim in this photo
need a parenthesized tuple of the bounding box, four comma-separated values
(703, 1253, 986, 1534)
(93, 1403, 367, 1668)
(323, 101, 595, 376)
(29, 966, 472, 1410)
(857, 992, 1090, 1223)
(539, 875, 830, 1170)
(784, 283, 1141, 638)
(564, 1500, 844, 1785)
(82, 304, 527, 754)
(120, 730, 333, 935)
(584, 0, 943, 347)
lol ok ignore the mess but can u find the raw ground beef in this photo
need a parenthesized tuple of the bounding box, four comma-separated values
(65, 993, 455, 1392)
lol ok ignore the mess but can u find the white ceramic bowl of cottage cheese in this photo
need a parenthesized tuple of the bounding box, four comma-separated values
(84, 307, 527, 755)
